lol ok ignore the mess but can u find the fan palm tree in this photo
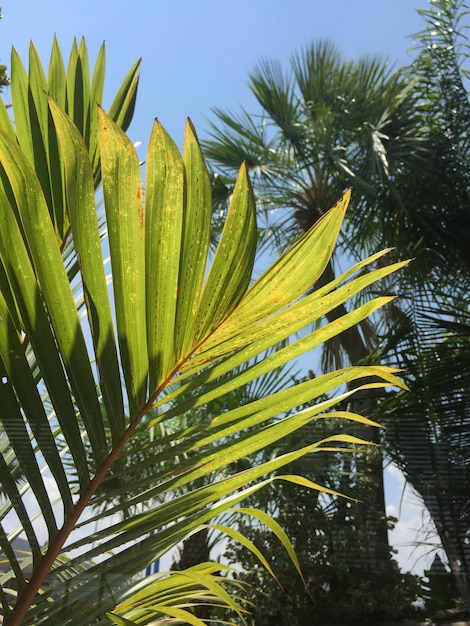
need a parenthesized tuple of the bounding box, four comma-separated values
(0, 38, 406, 625)
(203, 39, 429, 578)
(204, 38, 430, 360)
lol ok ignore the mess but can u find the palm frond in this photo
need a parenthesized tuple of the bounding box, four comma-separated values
(0, 40, 406, 625)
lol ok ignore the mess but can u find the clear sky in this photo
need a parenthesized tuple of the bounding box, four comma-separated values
(1, 0, 443, 576)
(3, 0, 425, 149)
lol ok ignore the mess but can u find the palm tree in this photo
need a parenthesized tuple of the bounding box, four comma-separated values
(205, 38, 430, 355)
(203, 39, 428, 579)
(377, 0, 470, 609)
(0, 38, 405, 625)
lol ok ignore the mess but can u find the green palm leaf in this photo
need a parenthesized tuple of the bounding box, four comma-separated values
(109, 563, 248, 626)
(2, 38, 140, 245)
(0, 40, 406, 625)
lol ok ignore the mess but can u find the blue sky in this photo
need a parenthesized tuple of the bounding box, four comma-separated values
(1, 1, 443, 575)
(3, 0, 424, 149)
